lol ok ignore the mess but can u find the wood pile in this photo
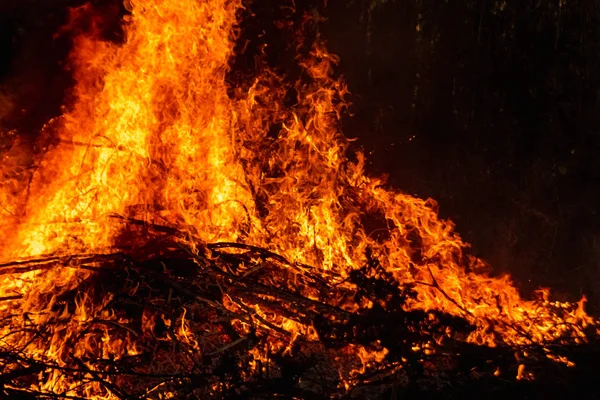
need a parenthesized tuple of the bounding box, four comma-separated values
(2, 219, 599, 399)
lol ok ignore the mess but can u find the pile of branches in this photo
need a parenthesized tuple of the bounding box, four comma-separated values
(1, 219, 600, 399)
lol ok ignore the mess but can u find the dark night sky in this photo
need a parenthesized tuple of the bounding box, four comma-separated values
(1, 0, 599, 311)
(321, 0, 600, 311)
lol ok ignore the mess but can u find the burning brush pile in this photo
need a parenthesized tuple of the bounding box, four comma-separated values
(1, 0, 599, 398)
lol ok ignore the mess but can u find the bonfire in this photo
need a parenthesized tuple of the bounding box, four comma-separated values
(0, 1, 598, 399)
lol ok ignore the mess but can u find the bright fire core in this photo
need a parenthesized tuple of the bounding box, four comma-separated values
(0, 0, 596, 397)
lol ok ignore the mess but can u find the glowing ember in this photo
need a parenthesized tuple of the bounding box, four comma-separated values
(0, 0, 597, 398)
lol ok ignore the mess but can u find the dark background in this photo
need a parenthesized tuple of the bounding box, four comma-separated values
(1, 0, 599, 311)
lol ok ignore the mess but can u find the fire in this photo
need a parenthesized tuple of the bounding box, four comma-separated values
(0, 0, 597, 397)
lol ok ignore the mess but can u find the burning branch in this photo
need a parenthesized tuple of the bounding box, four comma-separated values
(1, 0, 599, 398)
(0, 222, 597, 399)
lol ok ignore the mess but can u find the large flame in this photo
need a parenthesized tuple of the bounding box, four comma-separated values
(0, 0, 595, 397)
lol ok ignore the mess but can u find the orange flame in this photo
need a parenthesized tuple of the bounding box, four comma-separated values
(0, 0, 596, 397)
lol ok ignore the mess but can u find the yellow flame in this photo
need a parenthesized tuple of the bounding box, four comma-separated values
(0, 0, 596, 397)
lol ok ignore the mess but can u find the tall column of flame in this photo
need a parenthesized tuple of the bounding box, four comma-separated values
(0, 0, 596, 396)
(2, 0, 250, 259)
(0, 1, 251, 394)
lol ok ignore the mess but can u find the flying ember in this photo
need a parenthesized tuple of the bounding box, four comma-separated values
(0, 0, 597, 398)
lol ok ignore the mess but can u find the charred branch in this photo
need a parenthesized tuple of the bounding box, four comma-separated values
(0, 225, 598, 399)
